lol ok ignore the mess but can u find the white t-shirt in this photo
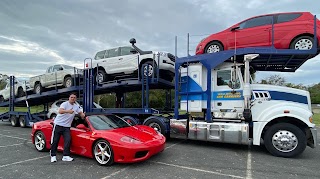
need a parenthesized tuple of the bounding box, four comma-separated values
(54, 101, 82, 127)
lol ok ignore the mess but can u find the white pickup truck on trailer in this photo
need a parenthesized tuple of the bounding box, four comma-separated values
(170, 54, 317, 158)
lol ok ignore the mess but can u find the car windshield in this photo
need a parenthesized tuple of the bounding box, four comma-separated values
(88, 115, 130, 130)
(62, 65, 75, 69)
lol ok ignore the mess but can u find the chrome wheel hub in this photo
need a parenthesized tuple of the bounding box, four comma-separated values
(65, 79, 72, 87)
(143, 65, 154, 77)
(94, 141, 111, 165)
(295, 39, 313, 50)
(96, 73, 104, 83)
(35, 133, 45, 151)
(207, 45, 220, 53)
(149, 122, 161, 133)
(272, 130, 298, 152)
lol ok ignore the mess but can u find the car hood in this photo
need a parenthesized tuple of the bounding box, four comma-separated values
(97, 125, 160, 142)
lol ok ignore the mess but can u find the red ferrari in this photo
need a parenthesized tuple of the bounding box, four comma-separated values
(31, 114, 166, 165)
(196, 12, 320, 55)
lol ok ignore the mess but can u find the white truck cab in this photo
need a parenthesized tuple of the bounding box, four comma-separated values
(86, 38, 175, 83)
(0, 78, 29, 102)
(171, 54, 317, 158)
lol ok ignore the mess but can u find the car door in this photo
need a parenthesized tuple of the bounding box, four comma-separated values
(227, 15, 274, 49)
(117, 46, 139, 74)
(99, 48, 121, 74)
(45, 66, 55, 86)
(212, 67, 244, 119)
(70, 125, 92, 155)
(52, 65, 64, 85)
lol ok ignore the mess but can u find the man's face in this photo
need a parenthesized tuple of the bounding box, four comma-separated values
(69, 94, 77, 104)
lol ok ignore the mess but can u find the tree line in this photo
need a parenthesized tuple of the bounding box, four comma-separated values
(1, 74, 320, 108)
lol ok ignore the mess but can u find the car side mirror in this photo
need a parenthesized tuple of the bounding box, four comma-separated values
(230, 26, 240, 31)
(76, 124, 89, 131)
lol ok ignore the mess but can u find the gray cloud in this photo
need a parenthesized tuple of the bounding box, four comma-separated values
(0, 0, 319, 85)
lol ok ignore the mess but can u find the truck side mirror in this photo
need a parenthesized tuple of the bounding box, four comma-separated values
(59, 67, 63, 71)
(130, 49, 138, 54)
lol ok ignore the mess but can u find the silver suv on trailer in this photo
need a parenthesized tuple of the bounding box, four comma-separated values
(86, 38, 175, 82)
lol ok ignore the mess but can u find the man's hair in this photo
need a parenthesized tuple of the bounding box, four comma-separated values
(69, 92, 77, 97)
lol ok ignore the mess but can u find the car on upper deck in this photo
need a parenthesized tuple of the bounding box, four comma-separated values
(85, 38, 175, 83)
(196, 12, 320, 55)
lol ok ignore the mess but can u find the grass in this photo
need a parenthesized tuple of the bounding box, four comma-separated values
(313, 113, 320, 126)
(0, 106, 44, 114)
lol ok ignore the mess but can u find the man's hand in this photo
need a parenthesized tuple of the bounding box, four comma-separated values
(80, 112, 86, 119)
(68, 110, 74, 114)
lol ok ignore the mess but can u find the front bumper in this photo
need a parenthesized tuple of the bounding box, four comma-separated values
(309, 127, 317, 148)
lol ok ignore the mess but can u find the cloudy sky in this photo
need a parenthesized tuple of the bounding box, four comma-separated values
(0, 0, 319, 85)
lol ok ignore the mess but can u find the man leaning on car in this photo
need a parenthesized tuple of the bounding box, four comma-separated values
(50, 92, 85, 163)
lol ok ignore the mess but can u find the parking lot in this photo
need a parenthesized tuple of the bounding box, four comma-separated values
(0, 121, 319, 179)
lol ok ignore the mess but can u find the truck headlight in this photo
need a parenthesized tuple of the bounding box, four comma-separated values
(158, 52, 168, 57)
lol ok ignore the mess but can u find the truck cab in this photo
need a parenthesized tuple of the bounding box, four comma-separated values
(172, 54, 317, 158)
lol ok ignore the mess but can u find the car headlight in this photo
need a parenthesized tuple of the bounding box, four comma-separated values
(120, 136, 142, 144)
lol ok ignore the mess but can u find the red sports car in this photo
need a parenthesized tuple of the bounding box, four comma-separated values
(31, 114, 166, 165)
(195, 12, 320, 55)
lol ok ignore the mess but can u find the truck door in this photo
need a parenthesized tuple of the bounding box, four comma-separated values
(212, 67, 244, 119)
(118, 46, 138, 73)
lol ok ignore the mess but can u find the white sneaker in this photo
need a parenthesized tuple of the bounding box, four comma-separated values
(51, 156, 57, 163)
(62, 156, 74, 161)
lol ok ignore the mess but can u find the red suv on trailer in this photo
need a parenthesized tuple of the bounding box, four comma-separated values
(195, 12, 320, 55)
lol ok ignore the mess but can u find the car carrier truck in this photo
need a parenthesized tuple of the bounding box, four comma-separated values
(169, 53, 317, 158)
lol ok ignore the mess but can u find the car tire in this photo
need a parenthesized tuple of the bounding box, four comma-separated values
(264, 123, 306, 158)
(93, 139, 114, 166)
(34, 83, 43, 94)
(17, 87, 25, 98)
(290, 36, 314, 50)
(64, 76, 73, 88)
(34, 131, 48, 152)
(204, 41, 224, 53)
(122, 116, 138, 126)
(10, 115, 19, 127)
(144, 118, 166, 135)
(140, 61, 157, 79)
(95, 70, 107, 84)
(19, 116, 27, 128)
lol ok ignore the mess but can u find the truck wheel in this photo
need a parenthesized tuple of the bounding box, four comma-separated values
(19, 116, 27, 128)
(17, 87, 25, 97)
(34, 83, 43, 94)
(140, 61, 157, 79)
(64, 77, 73, 88)
(0, 96, 4, 103)
(264, 123, 306, 158)
(122, 116, 138, 126)
(10, 115, 19, 127)
(34, 131, 48, 152)
(144, 118, 166, 135)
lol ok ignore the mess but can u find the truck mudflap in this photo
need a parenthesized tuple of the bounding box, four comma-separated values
(308, 127, 317, 148)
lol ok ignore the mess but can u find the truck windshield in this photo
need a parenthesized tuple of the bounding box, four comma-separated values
(88, 115, 130, 130)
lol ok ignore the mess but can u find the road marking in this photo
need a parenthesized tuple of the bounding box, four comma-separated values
(0, 134, 30, 140)
(100, 167, 129, 179)
(0, 142, 32, 148)
(151, 161, 244, 179)
(0, 156, 47, 168)
(246, 149, 252, 179)
(165, 140, 186, 150)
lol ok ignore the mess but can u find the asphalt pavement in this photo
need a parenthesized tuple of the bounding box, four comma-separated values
(0, 121, 319, 179)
